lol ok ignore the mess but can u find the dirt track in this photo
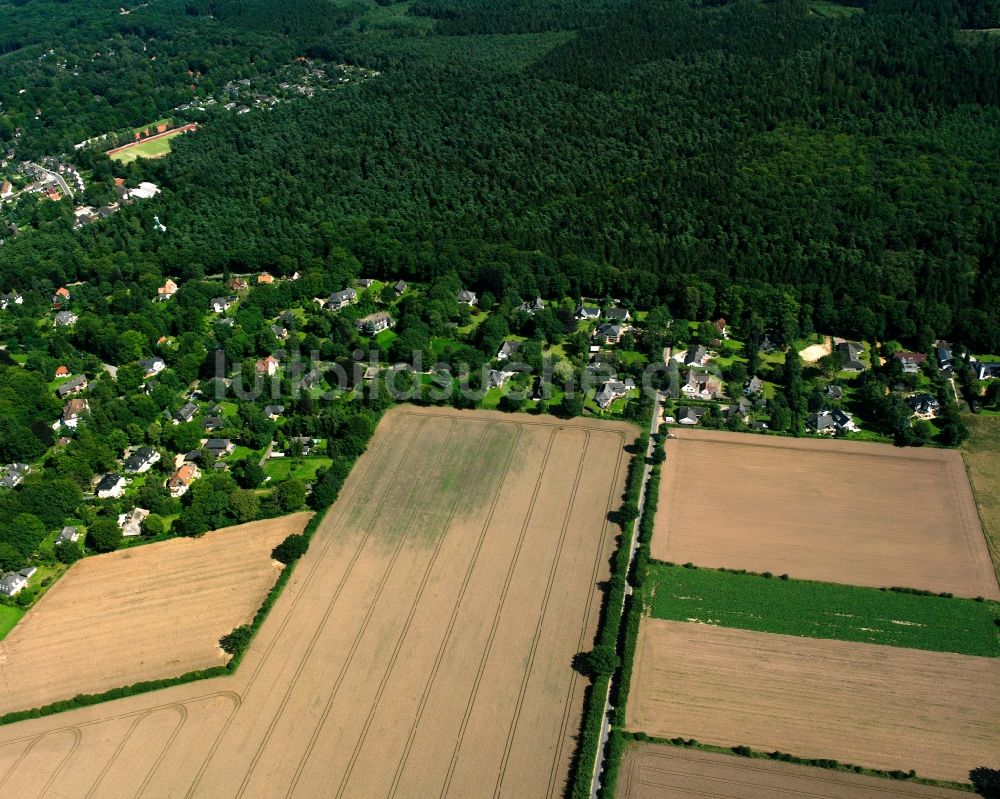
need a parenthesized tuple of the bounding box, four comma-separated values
(0, 408, 635, 797)
(626, 620, 1000, 783)
(616, 743, 968, 799)
(0, 514, 310, 715)
(653, 429, 999, 599)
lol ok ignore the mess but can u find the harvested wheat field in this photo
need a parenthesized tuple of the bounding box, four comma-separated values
(626, 619, 1000, 783)
(653, 429, 999, 599)
(616, 743, 968, 799)
(0, 407, 635, 798)
(0, 513, 310, 716)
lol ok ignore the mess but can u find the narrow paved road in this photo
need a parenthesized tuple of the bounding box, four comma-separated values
(27, 162, 73, 199)
(590, 390, 663, 799)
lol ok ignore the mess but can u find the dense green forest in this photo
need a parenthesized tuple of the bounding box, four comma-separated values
(3, 0, 1000, 349)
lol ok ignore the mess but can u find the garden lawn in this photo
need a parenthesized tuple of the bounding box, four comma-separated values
(644, 562, 1000, 657)
(263, 457, 332, 483)
(0, 606, 23, 640)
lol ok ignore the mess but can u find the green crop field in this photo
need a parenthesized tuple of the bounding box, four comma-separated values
(645, 562, 1000, 657)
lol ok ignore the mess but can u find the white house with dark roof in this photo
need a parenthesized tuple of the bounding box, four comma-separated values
(123, 446, 160, 474)
(173, 402, 198, 425)
(0, 463, 30, 489)
(457, 289, 477, 306)
(0, 571, 29, 597)
(57, 374, 88, 398)
(327, 288, 357, 310)
(96, 473, 127, 499)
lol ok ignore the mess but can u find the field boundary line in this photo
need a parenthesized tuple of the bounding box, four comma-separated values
(231, 415, 451, 797)
(548, 430, 629, 797)
(494, 429, 593, 797)
(327, 421, 510, 799)
(385, 420, 525, 799)
(438, 426, 559, 799)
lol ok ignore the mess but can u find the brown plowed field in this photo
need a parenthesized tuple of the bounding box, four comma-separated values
(0, 407, 635, 798)
(0, 513, 311, 715)
(653, 429, 999, 599)
(616, 743, 968, 799)
(626, 619, 1000, 783)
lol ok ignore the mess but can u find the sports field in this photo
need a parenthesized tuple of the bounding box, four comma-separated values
(653, 429, 999, 599)
(108, 124, 195, 163)
(626, 620, 1000, 783)
(0, 407, 634, 797)
(0, 514, 310, 715)
(615, 744, 968, 799)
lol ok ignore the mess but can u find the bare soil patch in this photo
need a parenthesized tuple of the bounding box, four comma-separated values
(626, 619, 1000, 783)
(653, 428, 999, 599)
(0, 408, 635, 798)
(616, 743, 968, 799)
(0, 513, 310, 715)
(799, 335, 831, 363)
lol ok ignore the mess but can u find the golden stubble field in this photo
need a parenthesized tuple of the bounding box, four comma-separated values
(626, 619, 1000, 783)
(0, 513, 311, 716)
(0, 407, 635, 798)
(653, 429, 1000, 599)
(615, 743, 969, 799)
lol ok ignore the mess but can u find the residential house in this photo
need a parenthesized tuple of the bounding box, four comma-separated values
(760, 332, 784, 354)
(936, 342, 954, 373)
(362, 365, 380, 381)
(54, 365, 70, 378)
(594, 323, 626, 345)
(0, 571, 29, 597)
(0, 463, 30, 489)
(682, 345, 709, 367)
(907, 393, 940, 419)
(744, 375, 763, 396)
(256, 355, 280, 376)
(355, 312, 394, 334)
(296, 368, 323, 392)
(356, 278, 376, 288)
(57, 374, 88, 398)
(327, 288, 357, 310)
(264, 405, 285, 420)
(271, 324, 288, 341)
(96, 473, 127, 499)
(807, 409, 857, 434)
(118, 507, 149, 537)
(595, 380, 629, 410)
(486, 369, 516, 389)
(60, 398, 89, 429)
(604, 307, 631, 322)
(893, 350, 927, 375)
(157, 278, 178, 299)
(724, 397, 753, 423)
(257, 272, 274, 284)
(127, 182, 159, 200)
(228, 277, 248, 292)
(56, 526, 79, 545)
(826, 384, 844, 400)
(167, 464, 200, 498)
(140, 357, 166, 378)
(0, 179, 12, 199)
(394, 280, 407, 296)
(683, 370, 722, 400)
(290, 436, 317, 454)
(497, 340, 522, 361)
(517, 297, 545, 314)
(457, 289, 477, 306)
(123, 446, 160, 474)
(0, 291, 23, 309)
(576, 305, 601, 321)
(54, 310, 77, 327)
(675, 406, 706, 425)
(53, 286, 71, 304)
(204, 438, 235, 457)
(203, 416, 224, 431)
(210, 296, 236, 313)
(713, 318, 728, 338)
(836, 341, 866, 372)
(173, 402, 198, 425)
(972, 360, 1000, 380)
